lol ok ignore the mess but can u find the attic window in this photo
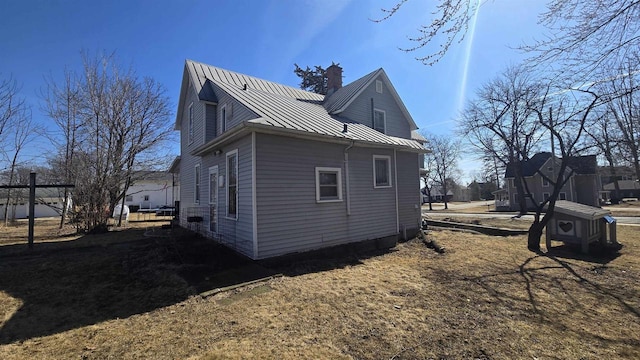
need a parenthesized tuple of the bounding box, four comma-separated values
(373, 109, 386, 133)
(376, 80, 383, 93)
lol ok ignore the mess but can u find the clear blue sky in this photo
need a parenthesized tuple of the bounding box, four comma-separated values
(0, 0, 546, 182)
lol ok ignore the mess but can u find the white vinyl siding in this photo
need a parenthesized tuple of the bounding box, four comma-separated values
(373, 155, 392, 188)
(315, 167, 343, 202)
(227, 149, 238, 219)
(373, 109, 386, 133)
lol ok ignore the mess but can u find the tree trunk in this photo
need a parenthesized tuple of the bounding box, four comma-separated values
(527, 219, 544, 251)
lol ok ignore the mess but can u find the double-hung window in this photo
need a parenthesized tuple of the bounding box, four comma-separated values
(227, 150, 238, 219)
(195, 164, 201, 204)
(373, 109, 386, 133)
(221, 105, 227, 133)
(188, 103, 194, 144)
(373, 155, 392, 188)
(315, 167, 342, 202)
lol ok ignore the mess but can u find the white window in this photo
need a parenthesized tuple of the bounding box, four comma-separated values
(221, 104, 227, 133)
(125, 195, 133, 202)
(375, 80, 383, 93)
(373, 155, 392, 188)
(559, 192, 567, 200)
(188, 103, 194, 144)
(373, 109, 386, 133)
(209, 166, 218, 233)
(195, 164, 201, 204)
(315, 167, 343, 202)
(143, 195, 149, 201)
(227, 150, 238, 219)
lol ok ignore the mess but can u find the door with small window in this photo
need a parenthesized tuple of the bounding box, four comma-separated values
(209, 166, 218, 233)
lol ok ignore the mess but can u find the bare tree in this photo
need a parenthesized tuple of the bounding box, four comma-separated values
(374, 0, 640, 75)
(460, 66, 546, 215)
(0, 75, 25, 157)
(420, 143, 437, 211)
(42, 69, 84, 228)
(371, 0, 480, 65)
(2, 114, 39, 226)
(597, 57, 640, 181)
(524, 0, 640, 78)
(44, 51, 173, 232)
(425, 133, 460, 210)
(524, 88, 600, 251)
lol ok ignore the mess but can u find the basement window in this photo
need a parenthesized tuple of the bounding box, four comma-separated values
(316, 167, 342, 202)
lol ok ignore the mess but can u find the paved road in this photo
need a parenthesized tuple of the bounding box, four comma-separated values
(422, 210, 640, 226)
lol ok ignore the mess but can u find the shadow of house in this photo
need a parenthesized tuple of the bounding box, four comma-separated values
(0, 225, 396, 344)
(0, 228, 275, 344)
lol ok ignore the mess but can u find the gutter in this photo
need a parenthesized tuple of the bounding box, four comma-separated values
(344, 141, 355, 216)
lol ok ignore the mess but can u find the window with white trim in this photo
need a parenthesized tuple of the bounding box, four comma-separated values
(373, 155, 392, 188)
(542, 176, 549, 187)
(143, 195, 150, 201)
(195, 164, 201, 204)
(221, 104, 227, 133)
(373, 109, 386, 133)
(125, 195, 133, 202)
(188, 103, 194, 144)
(227, 150, 238, 219)
(315, 167, 342, 202)
(375, 80, 383, 93)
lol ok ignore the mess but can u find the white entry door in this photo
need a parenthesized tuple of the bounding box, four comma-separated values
(208, 166, 218, 233)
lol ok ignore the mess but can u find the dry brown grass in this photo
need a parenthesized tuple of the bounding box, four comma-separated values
(0, 220, 639, 359)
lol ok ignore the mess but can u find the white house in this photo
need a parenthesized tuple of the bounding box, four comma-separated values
(0, 188, 72, 219)
(122, 171, 178, 211)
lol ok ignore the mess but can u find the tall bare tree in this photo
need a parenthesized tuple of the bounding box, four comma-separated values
(524, 87, 600, 250)
(425, 133, 460, 210)
(42, 69, 84, 228)
(44, 52, 173, 232)
(460, 66, 546, 215)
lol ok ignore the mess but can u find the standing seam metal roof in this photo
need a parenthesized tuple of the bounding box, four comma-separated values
(186, 60, 425, 151)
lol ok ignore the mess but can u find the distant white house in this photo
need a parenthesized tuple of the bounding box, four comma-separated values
(122, 171, 179, 211)
(0, 188, 73, 219)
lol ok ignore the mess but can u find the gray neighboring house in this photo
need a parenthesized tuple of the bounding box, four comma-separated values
(496, 152, 600, 211)
(175, 60, 427, 260)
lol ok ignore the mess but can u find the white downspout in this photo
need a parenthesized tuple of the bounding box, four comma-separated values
(394, 149, 399, 235)
(344, 141, 354, 216)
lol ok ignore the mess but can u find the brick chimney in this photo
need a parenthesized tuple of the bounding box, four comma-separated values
(326, 64, 343, 95)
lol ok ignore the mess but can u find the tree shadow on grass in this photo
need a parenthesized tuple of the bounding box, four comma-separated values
(461, 248, 639, 351)
(0, 227, 275, 345)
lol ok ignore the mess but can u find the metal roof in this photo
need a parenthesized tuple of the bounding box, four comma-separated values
(185, 61, 426, 153)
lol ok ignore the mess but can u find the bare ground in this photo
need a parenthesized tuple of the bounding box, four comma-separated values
(0, 218, 639, 359)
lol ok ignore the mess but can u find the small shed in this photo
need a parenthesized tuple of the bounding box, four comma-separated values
(545, 200, 618, 253)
